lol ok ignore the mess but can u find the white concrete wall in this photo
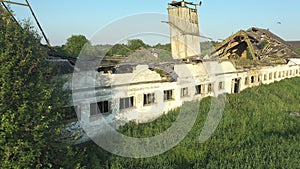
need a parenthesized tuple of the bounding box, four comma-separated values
(71, 59, 300, 124)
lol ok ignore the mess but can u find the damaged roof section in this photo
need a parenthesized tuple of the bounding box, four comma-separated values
(148, 61, 185, 82)
(288, 41, 300, 50)
(213, 27, 300, 67)
(97, 60, 185, 83)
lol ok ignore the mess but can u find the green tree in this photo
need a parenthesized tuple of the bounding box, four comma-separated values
(153, 43, 171, 52)
(51, 45, 68, 56)
(0, 8, 83, 168)
(107, 44, 131, 56)
(128, 39, 149, 51)
(64, 35, 89, 57)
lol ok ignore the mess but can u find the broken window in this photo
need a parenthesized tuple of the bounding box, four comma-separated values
(164, 90, 173, 101)
(264, 74, 268, 81)
(181, 87, 189, 98)
(90, 103, 97, 116)
(282, 71, 285, 77)
(144, 93, 155, 105)
(286, 71, 289, 77)
(120, 97, 134, 110)
(90, 101, 109, 116)
(233, 78, 240, 93)
(251, 76, 255, 83)
(274, 72, 277, 79)
(208, 84, 213, 93)
(278, 72, 281, 78)
(218, 82, 225, 90)
(296, 69, 299, 74)
(245, 77, 249, 85)
(269, 73, 273, 80)
(195, 85, 202, 95)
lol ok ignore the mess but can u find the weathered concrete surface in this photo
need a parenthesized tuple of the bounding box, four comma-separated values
(168, 1, 201, 59)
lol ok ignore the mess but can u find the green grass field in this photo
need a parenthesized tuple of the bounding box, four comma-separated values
(81, 77, 300, 168)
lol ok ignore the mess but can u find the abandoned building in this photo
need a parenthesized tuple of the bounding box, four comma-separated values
(65, 1, 300, 140)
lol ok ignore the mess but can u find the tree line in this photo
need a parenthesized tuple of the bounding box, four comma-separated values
(54, 36, 171, 58)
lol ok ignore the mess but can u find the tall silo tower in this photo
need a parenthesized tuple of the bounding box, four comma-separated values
(168, 1, 201, 59)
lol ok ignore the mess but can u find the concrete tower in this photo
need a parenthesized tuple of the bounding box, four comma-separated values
(168, 0, 201, 59)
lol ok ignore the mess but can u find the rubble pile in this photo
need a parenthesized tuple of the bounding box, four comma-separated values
(213, 27, 300, 67)
(288, 41, 300, 50)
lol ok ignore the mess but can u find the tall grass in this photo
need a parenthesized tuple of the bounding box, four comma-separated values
(80, 77, 300, 168)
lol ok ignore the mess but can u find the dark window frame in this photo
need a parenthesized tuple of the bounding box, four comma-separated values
(251, 76, 255, 83)
(208, 83, 213, 93)
(120, 97, 134, 110)
(264, 74, 268, 81)
(195, 85, 202, 95)
(180, 87, 189, 98)
(144, 93, 155, 106)
(245, 77, 249, 85)
(90, 101, 109, 116)
(218, 82, 225, 90)
(164, 90, 174, 101)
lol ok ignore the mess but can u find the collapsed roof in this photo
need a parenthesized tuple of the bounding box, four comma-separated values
(288, 41, 300, 50)
(213, 27, 300, 66)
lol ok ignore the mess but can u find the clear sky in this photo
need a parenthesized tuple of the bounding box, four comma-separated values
(9, 0, 300, 46)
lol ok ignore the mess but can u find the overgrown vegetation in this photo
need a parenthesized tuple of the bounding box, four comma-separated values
(200, 41, 219, 58)
(106, 44, 131, 56)
(246, 48, 253, 60)
(153, 43, 171, 52)
(53, 35, 89, 57)
(296, 48, 300, 55)
(78, 77, 300, 168)
(0, 7, 84, 168)
(259, 39, 268, 49)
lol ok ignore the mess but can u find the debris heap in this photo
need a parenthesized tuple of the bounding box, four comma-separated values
(213, 27, 300, 67)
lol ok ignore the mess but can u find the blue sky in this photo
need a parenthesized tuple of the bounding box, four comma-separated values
(9, 0, 300, 46)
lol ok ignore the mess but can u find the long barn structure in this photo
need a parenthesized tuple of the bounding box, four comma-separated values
(66, 1, 300, 139)
(71, 58, 300, 123)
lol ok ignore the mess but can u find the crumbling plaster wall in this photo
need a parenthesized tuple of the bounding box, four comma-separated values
(168, 6, 201, 59)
